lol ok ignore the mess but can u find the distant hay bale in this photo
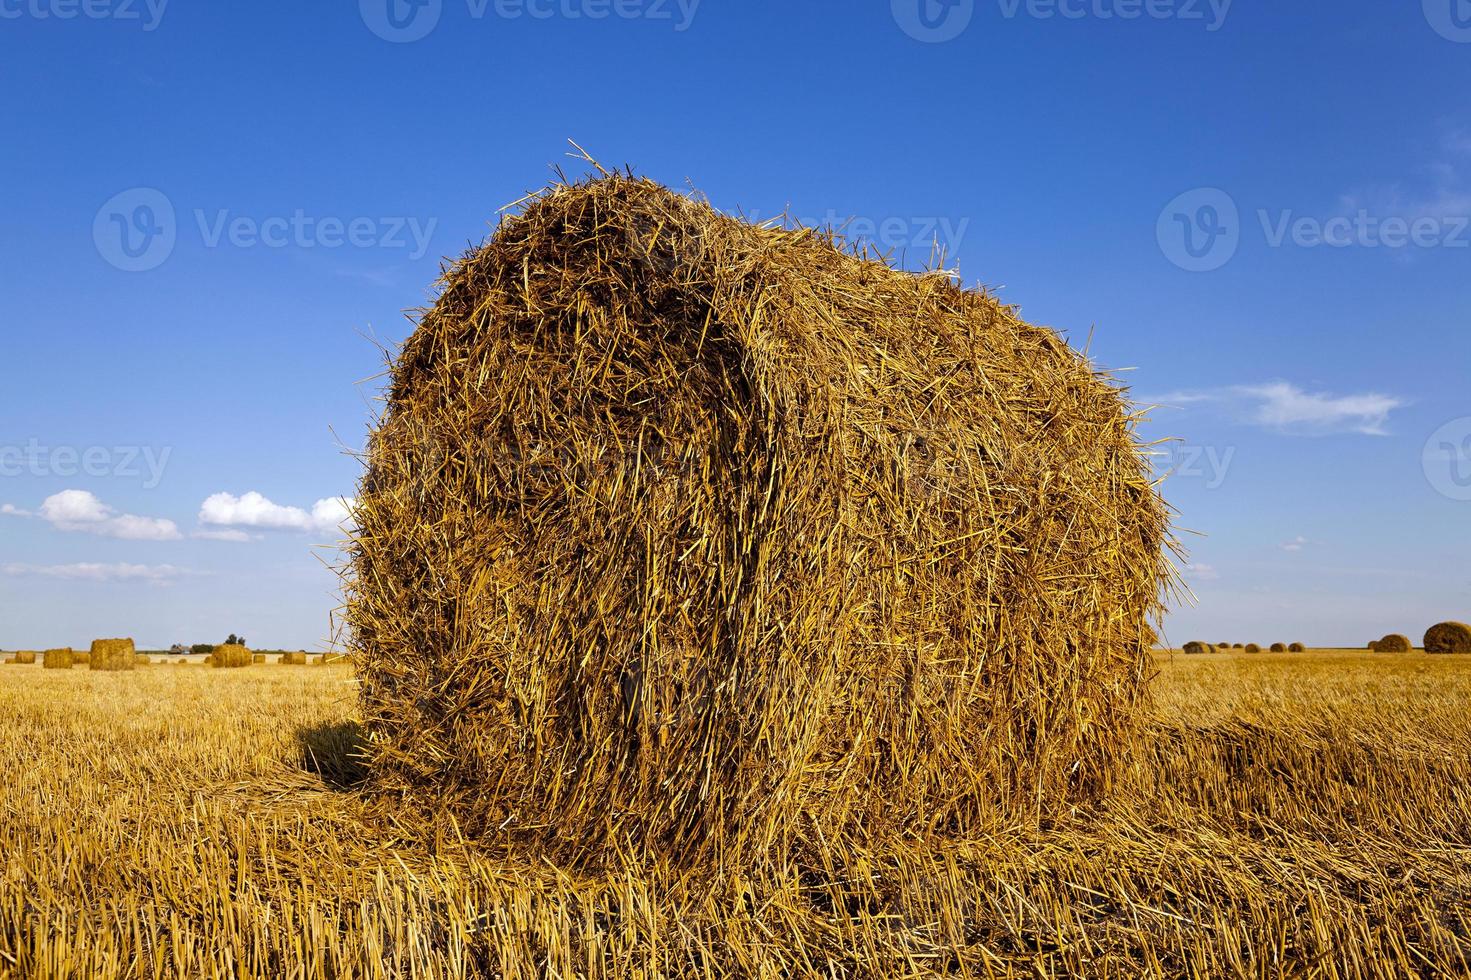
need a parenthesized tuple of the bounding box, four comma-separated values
(1182, 641, 1210, 654)
(13, 651, 36, 665)
(1424, 622, 1471, 654)
(1218, 642, 1230, 649)
(89, 638, 136, 672)
(1232, 643, 1244, 649)
(348, 173, 1175, 864)
(1244, 643, 1261, 653)
(204, 655, 217, 666)
(210, 644, 252, 668)
(1269, 643, 1286, 653)
(252, 653, 266, 664)
(280, 651, 307, 665)
(1376, 634, 1411, 653)
(43, 648, 76, 670)
(134, 654, 151, 665)
(1288, 642, 1305, 652)
(1368, 641, 1380, 652)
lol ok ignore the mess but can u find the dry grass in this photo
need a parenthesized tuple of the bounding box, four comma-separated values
(0, 651, 1466, 978)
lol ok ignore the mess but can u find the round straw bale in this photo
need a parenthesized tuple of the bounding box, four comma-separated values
(1288, 643, 1305, 652)
(280, 651, 308, 665)
(1182, 641, 1210, 654)
(1269, 643, 1286, 653)
(89, 638, 136, 672)
(13, 651, 37, 665)
(1376, 634, 1411, 653)
(1231, 643, 1244, 649)
(210, 644, 251, 668)
(1368, 641, 1380, 651)
(1424, 622, 1471, 654)
(43, 648, 76, 670)
(1244, 643, 1261, 653)
(348, 173, 1174, 864)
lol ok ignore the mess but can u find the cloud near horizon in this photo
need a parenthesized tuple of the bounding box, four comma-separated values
(0, 490, 183, 541)
(1, 561, 190, 583)
(198, 492, 354, 534)
(1143, 381, 1403, 436)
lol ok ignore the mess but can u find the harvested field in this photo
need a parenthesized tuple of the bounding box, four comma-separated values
(0, 652, 1466, 978)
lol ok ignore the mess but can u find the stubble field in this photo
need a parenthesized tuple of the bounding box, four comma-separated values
(0, 651, 1467, 979)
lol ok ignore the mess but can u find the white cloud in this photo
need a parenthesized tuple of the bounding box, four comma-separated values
(191, 528, 252, 543)
(198, 491, 355, 534)
(1184, 562, 1219, 581)
(1142, 382, 1403, 436)
(1238, 383, 1401, 435)
(1337, 129, 1471, 225)
(15, 490, 183, 541)
(2, 562, 189, 583)
(1280, 536, 1309, 553)
(1, 504, 32, 517)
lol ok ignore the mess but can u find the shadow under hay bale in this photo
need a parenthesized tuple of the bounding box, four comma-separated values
(1376, 634, 1412, 653)
(348, 172, 1175, 867)
(296, 721, 368, 790)
(1425, 622, 1471, 654)
(42, 648, 75, 669)
(210, 644, 252, 668)
(89, 639, 135, 672)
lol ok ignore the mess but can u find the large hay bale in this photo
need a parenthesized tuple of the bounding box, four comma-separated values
(1244, 643, 1261, 653)
(13, 651, 36, 665)
(1376, 634, 1411, 653)
(347, 174, 1173, 865)
(1269, 643, 1286, 653)
(1182, 641, 1210, 655)
(280, 651, 308, 665)
(89, 638, 136, 672)
(1425, 622, 1471, 654)
(1288, 642, 1305, 652)
(43, 648, 76, 669)
(210, 644, 252, 668)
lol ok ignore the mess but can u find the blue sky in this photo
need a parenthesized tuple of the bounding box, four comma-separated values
(2, 0, 1468, 649)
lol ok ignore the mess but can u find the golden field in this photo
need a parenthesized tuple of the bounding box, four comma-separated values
(0, 651, 1467, 979)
